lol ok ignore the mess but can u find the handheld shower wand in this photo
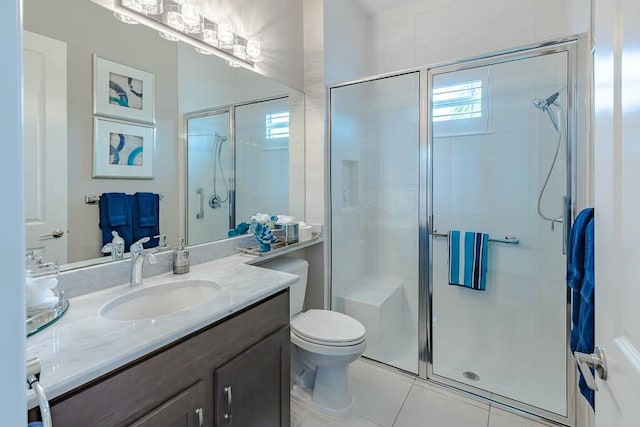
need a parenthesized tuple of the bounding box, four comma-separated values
(209, 132, 229, 209)
(533, 91, 565, 229)
(533, 91, 560, 111)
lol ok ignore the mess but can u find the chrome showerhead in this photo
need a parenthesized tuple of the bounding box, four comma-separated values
(214, 132, 228, 143)
(533, 91, 560, 111)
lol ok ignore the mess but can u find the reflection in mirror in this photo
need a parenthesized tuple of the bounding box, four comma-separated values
(23, 0, 305, 270)
(187, 110, 233, 244)
(186, 96, 300, 246)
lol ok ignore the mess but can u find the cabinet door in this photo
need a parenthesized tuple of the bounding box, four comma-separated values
(129, 381, 205, 427)
(214, 327, 290, 427)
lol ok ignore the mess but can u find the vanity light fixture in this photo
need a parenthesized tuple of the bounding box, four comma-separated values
(246, 36, 263, 63)
(141, 0, 163, 15)
(165, 4, 185, 31)
(114, 0, 142, 24)
(217, 20, 236, 50)
(113, 0, 263, 68)
(233, 37, 247, 61)
(195, 22, 218, 54)
(180, 2, 203, 34)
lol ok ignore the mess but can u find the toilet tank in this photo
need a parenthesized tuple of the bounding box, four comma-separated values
(259, 256, 309, 318)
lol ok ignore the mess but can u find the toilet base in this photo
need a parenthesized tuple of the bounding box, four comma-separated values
(291, 384, 354, 417)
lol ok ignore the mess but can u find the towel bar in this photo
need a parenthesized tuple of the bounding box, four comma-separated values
(85, 194, 164, 204)
(432, 231, 520, 245)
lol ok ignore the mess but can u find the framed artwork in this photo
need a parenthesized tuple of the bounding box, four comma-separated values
(93, 117, 155, 179)
(93, 55, 155, 124)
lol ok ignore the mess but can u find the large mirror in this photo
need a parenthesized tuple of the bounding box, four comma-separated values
(23, 0, 305, 269)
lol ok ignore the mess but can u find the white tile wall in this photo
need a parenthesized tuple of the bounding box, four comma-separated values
(366, 0, 589, 75)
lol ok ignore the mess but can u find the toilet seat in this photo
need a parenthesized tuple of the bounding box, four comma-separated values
(291, 309, 366, 347)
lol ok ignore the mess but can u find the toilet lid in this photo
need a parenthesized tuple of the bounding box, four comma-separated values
(291, 309, 365, 346)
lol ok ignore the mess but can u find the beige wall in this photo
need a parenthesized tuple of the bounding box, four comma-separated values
(25, 0, 180, 262)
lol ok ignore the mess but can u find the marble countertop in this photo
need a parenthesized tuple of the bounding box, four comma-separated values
(26, 254, 298, 410)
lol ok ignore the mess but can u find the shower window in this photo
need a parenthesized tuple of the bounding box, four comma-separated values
(433, 68, 490, 136)
(265, 111, 290, 140)
(432, 80, 483, 122)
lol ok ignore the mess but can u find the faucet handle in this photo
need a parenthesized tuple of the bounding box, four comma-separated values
(145, 251, 158, 265)
(131, 237, 150, 257)
(153, 234, 167, 248)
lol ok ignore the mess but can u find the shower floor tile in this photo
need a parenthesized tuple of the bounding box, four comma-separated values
(432, 342, 566, 415)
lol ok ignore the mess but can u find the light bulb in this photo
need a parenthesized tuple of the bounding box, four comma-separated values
(246, 36, 263, 62)
(166, 5, 184, 32)
(115, 0, 142, 24)
(202, 23, 219, 48)
(233, 38, 247, 60)
(181, 3, 203, 33)
(218, 20, 235, 49)
(141, 0, 162, 15)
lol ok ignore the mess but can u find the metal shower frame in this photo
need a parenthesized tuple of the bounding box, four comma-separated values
(326, 36, 585, 427)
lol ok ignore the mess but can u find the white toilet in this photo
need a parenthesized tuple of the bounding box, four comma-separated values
(261, 257, 366, 417)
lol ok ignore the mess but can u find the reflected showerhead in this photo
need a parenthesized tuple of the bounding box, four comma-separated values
(214, 132, 228, 144)
(533, 91, 560, 111)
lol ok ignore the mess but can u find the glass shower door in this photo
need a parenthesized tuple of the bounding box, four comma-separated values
(330, 73, 420, 373)
(187, 110, 232, 245)
(235, 97, 291, 223)
(429, 50, 570, 416)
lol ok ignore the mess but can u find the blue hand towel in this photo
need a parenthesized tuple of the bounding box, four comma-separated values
(577, 217, 595, 409)
(99, 193, 133, 252)
(567, 208, 596, 410)
(135, 192, 159, 227)
(448, 230, 489, 291)
(101, 192, 129, 226)
(567, 208, 594, 352)
(567, 208, 594, 291)
(132, 192, 160, 249)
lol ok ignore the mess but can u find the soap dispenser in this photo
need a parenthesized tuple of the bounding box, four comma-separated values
(173, 239, 189, 274)
(111, 231, 125, 260)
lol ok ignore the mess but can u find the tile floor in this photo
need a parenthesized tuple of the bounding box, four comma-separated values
(291, 358, 556, 427)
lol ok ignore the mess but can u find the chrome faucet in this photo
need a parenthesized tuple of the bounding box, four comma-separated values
(130, 237, 158, 287)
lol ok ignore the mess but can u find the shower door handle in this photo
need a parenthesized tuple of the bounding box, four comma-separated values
(562, 196, 569, 255)
(575, 347, 608, 391)
(196, 187, 204, 219)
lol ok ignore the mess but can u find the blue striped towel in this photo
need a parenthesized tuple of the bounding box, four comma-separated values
(448, 230, 489, 291)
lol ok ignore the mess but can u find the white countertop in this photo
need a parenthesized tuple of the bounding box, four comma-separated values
(26, 254, 298, 410)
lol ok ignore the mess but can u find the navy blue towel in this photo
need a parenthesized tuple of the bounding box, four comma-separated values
(567, 207, 595, 410)
(99, 193, 133, 252)
(567, 208, 594, 351)
(132, 192, 160, 249)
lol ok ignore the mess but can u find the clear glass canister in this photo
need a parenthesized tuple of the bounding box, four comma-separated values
(26, 259, 68, 336)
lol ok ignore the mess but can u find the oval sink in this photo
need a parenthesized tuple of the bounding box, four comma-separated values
(101, 279, 221, 321)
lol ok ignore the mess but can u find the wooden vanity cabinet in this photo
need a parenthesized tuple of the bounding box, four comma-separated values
(29, 290, 290, 427)
(129, 381, 205, 427)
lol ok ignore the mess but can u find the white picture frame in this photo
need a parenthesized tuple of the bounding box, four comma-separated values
(93, 117, 155, 179)
(93, 55, 155, 124)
